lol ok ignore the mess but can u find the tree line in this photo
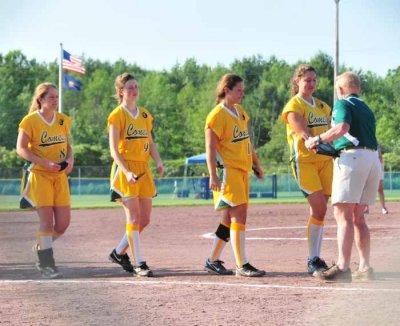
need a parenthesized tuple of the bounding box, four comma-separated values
(0, 50, 399, 176)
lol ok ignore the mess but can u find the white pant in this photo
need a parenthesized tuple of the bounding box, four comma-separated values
(332, 149, 381, 205)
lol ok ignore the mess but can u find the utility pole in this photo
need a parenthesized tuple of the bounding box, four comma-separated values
(334, 0, 340, 102)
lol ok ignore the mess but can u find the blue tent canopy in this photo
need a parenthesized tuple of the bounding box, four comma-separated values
(185, 153, 206, 165)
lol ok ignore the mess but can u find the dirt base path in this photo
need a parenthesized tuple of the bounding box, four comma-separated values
(1, 203, 399, 325)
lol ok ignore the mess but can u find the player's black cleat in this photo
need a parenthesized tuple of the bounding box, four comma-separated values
(36, 248, 62, 279)
(307, 257, 329, 275)
(36, 263, 62, 279)
(109, 249, 134, 273)
(236, 262, 265, 277)
(134, 261, 153, 277)
(204, 259, 233, 275)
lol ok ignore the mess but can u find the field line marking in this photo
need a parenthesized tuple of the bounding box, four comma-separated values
(202, 224, 400, 241)
(249, 224, 400, 231)
(1, 279, 400, 293)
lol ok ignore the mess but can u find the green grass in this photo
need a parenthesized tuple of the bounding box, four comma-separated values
(1, 190, 400, 211)
(0, 194, 304, 211)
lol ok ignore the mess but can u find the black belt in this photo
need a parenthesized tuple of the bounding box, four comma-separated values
(342, 146, 376, 151)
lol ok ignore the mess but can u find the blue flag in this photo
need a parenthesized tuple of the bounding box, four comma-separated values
(63, 73, 82, 91)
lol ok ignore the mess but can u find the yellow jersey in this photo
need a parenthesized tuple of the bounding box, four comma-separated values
(107, 105, 153, 162)
(19, 111, 72, 172)
(205, 103, 252, 172)
(281, 95, 331, 163)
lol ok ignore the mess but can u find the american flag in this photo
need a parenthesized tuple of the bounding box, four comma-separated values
(62, 50, 86, 74)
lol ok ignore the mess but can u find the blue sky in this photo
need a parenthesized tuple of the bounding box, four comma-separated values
(1, 0, 399, 76)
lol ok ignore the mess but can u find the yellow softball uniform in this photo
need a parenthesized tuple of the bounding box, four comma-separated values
(291, 160, 333, 196)
(107, 105, 153, 162)
(281, 95, 333, 196)
(20, 170, 70, 208)
(110, 161, 156, 200)
(108, 105, 156, 200)
(205, 103, 252, 209)
(281, 95, 332, 163)
(212, 167, 249, 210)
(19, 111, 72, 208)
(205, 103, 252, 172)
(19, 111, 72, 172)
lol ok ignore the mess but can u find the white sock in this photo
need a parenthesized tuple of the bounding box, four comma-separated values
(126, 224, 144, 265)
(36, 231, 53, 250)
(307, 217, 324, 259)
(210, 236, 227, 261)
(230, 222, 248, 267)
(39, 236, 52, 250)
(316, 227, 324, 258)
(115, 234, 128, 255)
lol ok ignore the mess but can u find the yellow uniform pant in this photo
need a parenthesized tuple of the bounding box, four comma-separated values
(20, 169, 70, 208)
(213, 167, 249, 210)
(110, 161, 156, 200)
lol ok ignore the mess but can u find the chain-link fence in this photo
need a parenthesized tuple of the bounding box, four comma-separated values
(1, 167, 399, 198)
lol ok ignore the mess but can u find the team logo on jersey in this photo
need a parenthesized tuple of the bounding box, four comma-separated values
(39, 131, 66, 147)
(307, 112, 328, 128)
(231, 125, 249, 143)
(126, 123, 148, 140)
(59, 119, 64, 126)
(142, 112, 148, 118)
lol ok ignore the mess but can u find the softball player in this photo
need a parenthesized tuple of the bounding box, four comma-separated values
(281, 64, 332, 276)
(108, 73, 164, 277)
(16, 83, 74, 279)
(204, 74, 265, 277)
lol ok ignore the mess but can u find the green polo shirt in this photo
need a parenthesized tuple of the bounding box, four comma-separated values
(332, 94, 378, 151)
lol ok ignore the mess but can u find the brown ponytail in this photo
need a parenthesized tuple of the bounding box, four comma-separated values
(290, 64, 316, 97)
(215, 74, 243, 104)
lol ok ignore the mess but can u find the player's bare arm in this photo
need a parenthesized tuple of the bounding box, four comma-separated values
(64, 134, 74, 174)
(305, 122, 349, 149)
(251, 146, 264, 180)
(16, 129, 60, 172)
(149, 140, 164, 177)
(205, 128, 220, 191)
(109, 124, 137, 183)
(287, 112, 310, 140)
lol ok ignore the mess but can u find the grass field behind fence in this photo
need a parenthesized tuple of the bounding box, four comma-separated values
(1, 190, 400, 211)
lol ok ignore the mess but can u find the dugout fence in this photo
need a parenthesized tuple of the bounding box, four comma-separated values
(1, 167, 400, 199)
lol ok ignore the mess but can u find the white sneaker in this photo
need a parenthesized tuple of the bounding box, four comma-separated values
(382, 208, 388, 214)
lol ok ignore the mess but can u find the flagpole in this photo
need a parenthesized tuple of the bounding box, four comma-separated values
(59, 43, 63, 113)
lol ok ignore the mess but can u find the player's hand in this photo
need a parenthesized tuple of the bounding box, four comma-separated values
(209, 175, 221, 192)
(43, 160, 61, 172)
(64, 157, 74, 174)
(252, 165, 265, 180)
(156, 162, 165, 177)
(125, 171, 138, 184)
(301, 132, 310, 141)
(305, 136, 318, 150)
